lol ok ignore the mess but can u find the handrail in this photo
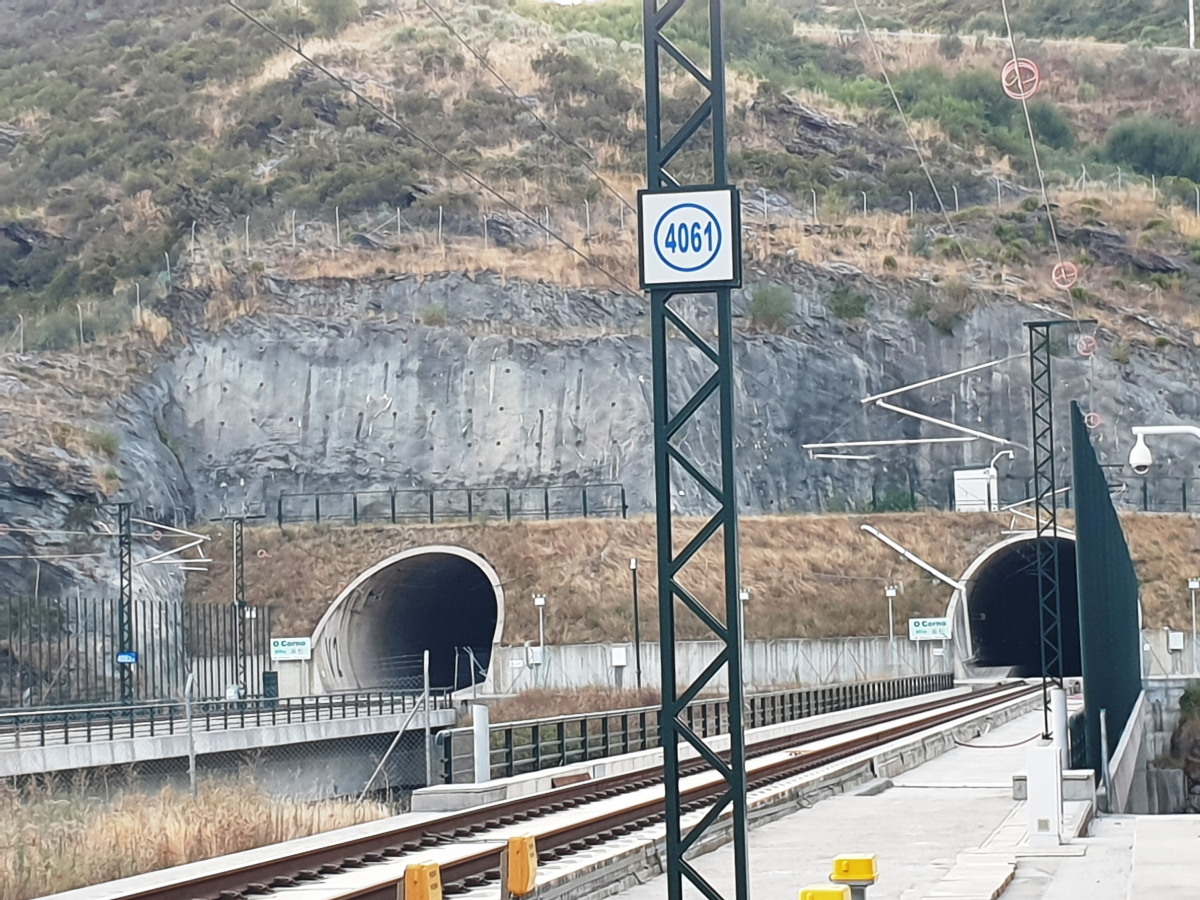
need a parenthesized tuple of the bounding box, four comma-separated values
(440, 673, 954, 783)
(0, 689, 455, 747)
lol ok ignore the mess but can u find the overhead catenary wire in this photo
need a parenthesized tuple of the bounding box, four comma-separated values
(224, 0, 639, 296)
(997, 0, 1073, 318)
(850, 0, 966, 260)
(419, 0, 635, 215)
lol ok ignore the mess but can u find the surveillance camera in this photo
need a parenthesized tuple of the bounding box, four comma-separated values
(1129, 434, 1153, 475)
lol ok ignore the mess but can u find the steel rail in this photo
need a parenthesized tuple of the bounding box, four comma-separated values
(61, 682, 1035, 900)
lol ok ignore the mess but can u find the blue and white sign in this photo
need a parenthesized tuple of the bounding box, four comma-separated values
(116, 650, 138, 665)
(639, 187, 740, 288)
(908, 617, 952, 641)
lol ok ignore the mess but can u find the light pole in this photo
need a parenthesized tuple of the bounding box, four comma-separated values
(630, 559, 643, 689)
(1190, 577, 1199, 675)
(533, 594, 546, 657)
(988, 450, 1015, 512)
(885, 585, 898, 672)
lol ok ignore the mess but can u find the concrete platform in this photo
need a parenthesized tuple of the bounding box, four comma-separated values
(607, 706, 1199, 900)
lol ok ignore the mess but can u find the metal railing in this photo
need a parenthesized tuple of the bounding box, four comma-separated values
(0, 689, 453, 748)
(276, 484, 628, 526)
(439, 673, 954, 783)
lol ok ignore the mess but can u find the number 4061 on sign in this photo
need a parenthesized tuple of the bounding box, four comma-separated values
(638, 186, 741, 290)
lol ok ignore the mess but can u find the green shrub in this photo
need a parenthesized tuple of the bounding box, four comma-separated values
(418, 304, 447, 327)
(829, 283, 870, 319)
(305, 0, 358, 35)
(749, 282, 794, 330)
(85, 429, 120, 458)
(1107, 116, 1200, 182)
(937, 32, 963, 60)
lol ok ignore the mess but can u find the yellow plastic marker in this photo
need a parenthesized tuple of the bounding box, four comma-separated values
(799, 886, 850, 900)
(506, 834, 539, 897)
(830, 854, 879, 885)
(403, 861, 442, 900)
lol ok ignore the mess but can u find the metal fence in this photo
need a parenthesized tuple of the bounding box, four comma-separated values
(274, 484, 628, 526)
(439, 672, 954, 783)
(0, 596, 273, 709)
(0, 689, 451, 749)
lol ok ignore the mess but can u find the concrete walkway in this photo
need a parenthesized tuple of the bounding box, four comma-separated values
(608, 709, 1195, 900)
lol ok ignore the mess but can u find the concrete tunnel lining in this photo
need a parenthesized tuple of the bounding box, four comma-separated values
(948, 533, 1082, 678)
(312, 546, 504, 693)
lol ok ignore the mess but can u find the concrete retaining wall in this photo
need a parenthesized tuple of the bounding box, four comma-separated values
(485, 637, 951, 694)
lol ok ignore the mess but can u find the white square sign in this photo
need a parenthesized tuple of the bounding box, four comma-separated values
(639, 186, 741, 289)
(908, 617, 952, 641)
(270, 637, 312, 661)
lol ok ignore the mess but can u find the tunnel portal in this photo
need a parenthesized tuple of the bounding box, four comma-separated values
(312, 546, 503, 693)
(963, 536, 1082, 678)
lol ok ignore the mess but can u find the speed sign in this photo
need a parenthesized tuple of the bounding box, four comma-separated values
(638, 186, 741, 289)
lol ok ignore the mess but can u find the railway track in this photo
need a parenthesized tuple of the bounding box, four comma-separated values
(60, 681, 1037, 900)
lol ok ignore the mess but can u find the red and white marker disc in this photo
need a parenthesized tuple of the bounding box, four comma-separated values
(0, 524, 9, 537)
(1076, 334, 1097, 357)
(1084, 411, 1102, 429)
(152, 530, 163, 542)
(1052, 261, 1079, 291)
(1002, 58, 1041, 100)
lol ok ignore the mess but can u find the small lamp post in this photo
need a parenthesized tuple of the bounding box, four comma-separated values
(533, 593, 546, 662)
(630, 558, 642, 689)
(885, 585, 898, 672)
(1189, 577, 1199, 675)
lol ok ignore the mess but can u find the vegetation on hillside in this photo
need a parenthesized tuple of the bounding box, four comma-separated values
(4, 0, 1200, 354)
(822, 0, 1186, 46)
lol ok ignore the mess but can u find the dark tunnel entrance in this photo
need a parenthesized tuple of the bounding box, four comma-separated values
(314, 547, 503, 692)
(967, 537, 1082, 677)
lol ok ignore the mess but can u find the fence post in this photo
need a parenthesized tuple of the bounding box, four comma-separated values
(277, 495, 284, 527)
(353, 493, 359, 525)
(429, 490, 435, 524)
(581, 487, 589, 518)
(544, 488, 550, 521)
(467, 490, 474, 522)
(1143, 479, 1150, 511)
(505, 491, 512, 522)
(620, 486, 628, 519)
(390, 489, 397, 524)
(315, 494, 321, 523)
(1184, 480, 1188, 512)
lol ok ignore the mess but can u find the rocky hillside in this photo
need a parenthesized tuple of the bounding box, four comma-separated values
(6, 0, 1200, 610)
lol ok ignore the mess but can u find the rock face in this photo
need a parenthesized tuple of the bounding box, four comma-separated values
(6, 265, 1200, 601)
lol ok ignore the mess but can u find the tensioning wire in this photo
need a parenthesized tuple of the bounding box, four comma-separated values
(224, 0, 640, 296)
(420, 0, 636, 214)
(851, 0, 966, 261)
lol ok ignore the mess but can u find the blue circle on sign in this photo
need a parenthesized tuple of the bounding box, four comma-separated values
(653, 203, 722, 273)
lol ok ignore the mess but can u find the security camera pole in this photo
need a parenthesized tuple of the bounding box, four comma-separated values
(1128, 424, 1200, 474)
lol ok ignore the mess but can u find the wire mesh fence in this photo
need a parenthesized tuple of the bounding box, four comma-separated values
(0, 596, 273, 709)
(272, 484, 628, 526)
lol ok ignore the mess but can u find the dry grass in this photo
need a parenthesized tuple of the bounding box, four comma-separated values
(185, 512, 1200, 644)
(186, 512, 1016, 642)
(485, 687, 662, 722)
(0, 777, 389, 900)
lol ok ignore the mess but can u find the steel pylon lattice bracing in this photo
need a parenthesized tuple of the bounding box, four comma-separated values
(118, 501, 134, 705)
(643, 0, 749, 899)
(1026, 318, 1094, 734)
